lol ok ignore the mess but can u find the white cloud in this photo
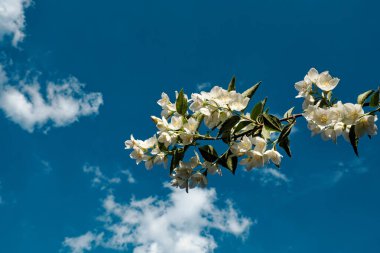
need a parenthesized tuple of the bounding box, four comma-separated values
(83, 165, 121, 190)
(251, 168, 290, 186)
(0, 0, 31, 46)
(0, 65, 103, 132)
(63, 187, 253, 253)
(63, 232, 103, 253)
(121, 169, 136, 184)
(41, 160, 52, 174)
(196, 82, 211, 91)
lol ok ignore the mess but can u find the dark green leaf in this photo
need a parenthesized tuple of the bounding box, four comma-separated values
(218, 151, 238, 174)
(169, 148, 186, 174)
(250, 101, 264, 120)
(198, 145, 219, 162)
(233, 120, 252, 134)
(227, 76, 236, 91)
(278, 119, 295, 142)
(242, 81, 262, 98)
(221, 132, 231, 144)
(176, 89, 188, 115)
(370, 90, 379, 107)
(283, 107, 294, 119)
(218, 115, 240, 137)
(262, 114, 282, 132)
(357, 90, 374, 105)
(349, 125, 359, 156)
(279, 137, 292, 157)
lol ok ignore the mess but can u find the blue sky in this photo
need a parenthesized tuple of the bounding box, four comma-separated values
(0, 0, 380, 252)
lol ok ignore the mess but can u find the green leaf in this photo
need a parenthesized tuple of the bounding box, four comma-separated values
(261, 125, 271, 140)
(357, 90, 374, 105)
(279, 137, 292, 157)
(262, 114, 282, 132)
(176, 89, 188, 115)
(278, 119, 295, 142)
(169, 148, 186, 174)
(233, 120, 251, 134)
(283, 107, 294, 119)
(218, 151, 238, 174)
(242, 81, 262, 99)
(218, 115, 240, 137)
(227, 76, 236, 91)
(349, 125, 359, 156)
(250, 102, 264, 120)
(370, 90, 379, 107)
(221, 131, 231, 144)
(198, 145, 219, 162)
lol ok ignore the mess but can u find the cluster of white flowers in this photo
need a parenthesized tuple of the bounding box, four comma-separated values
(190, 86, 249, 128)
(124, 134, 167, 169)
(170, 153, 206, 189)
(295, 68, 378, 142)
(125, 71, 379, 191)
(125, 85, 283, 190)
(231, 136, 282, 170)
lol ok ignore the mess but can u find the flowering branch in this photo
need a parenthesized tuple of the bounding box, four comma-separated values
(125, 69, 379, 192)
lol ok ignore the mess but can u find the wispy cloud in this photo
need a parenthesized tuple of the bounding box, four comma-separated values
(121, 169, 136, 184)
(196, 82, 211, 91)
(0, 65, 103, 132)
(63, 232, 103, 253)
(83, 165, 121, 191)
(251, 167, 290, 186)
(40, 160, 52, 174)
(321, 158, 369, 187)
(0, 0, 31, 46)
(63, 186, 253, 253)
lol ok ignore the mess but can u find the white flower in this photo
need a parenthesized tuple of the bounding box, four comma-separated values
(179, 153, 200, 169)
(202, 161, 221, 175)
(204, 110, 231, 129)
(355, 115, 378, 137)
(130, 147, 149, 165)
(139, 135, 157, 149)
(169, 115, 184, 130)
(190, 86, 248, 127)
(342, 103, 364, 125)
(330, 101, 346, 122)
(184, 117, 198, 133)
(306, 67, 320, 83)
(189, 172, 208, 188)
(157, 92, 170, 107)
(228, 91, 249, 111)
(157, 92, 176, 118)
(179, 132, 193, 145)
(251, 136, 267, 153)
(302, 94, 315, 110)
(145, 158, 154, 170)
(240, 150, 265, 171)
(230, 136, 252, 156)
(295, 79, 312, 98)
(171, 154, 200, 190)
(151, 116, 170, 131)
(295, 68, 319, 98)
(263, 149, 282, 166)
(125, 134, 156, 150)
(316, 71, 340, 91)
(125, 134, 140, 149)
(304, 106, 338, 136)
(189, 93, 205, 112)
(158, 132, 176, 147)
(153, 152, 167, 167)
